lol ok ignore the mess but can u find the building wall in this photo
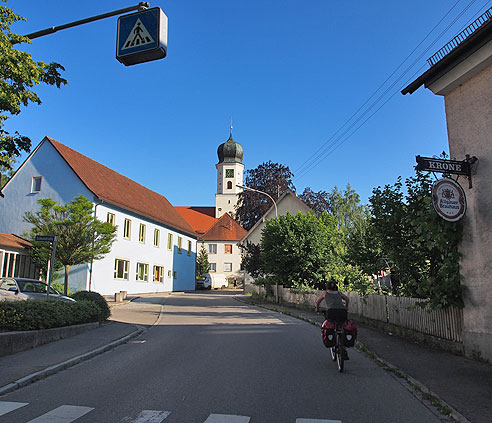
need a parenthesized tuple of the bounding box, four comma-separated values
(0, 140, 197, 295)
(443, 62, 492, 361)
(202, 240, 242, 278)
(215, 162, 244, 218)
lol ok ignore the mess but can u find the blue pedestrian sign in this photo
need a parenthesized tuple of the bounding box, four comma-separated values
(116, 7, 168, 66)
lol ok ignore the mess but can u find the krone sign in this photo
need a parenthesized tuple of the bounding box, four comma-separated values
(431, 178, 467, 222)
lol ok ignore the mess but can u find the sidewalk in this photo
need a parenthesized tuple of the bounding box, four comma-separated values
(238, 297, 492, 423)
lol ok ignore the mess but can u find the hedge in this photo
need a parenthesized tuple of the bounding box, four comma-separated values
(0, 300, 103, 331)
(71, 291, 111, 321)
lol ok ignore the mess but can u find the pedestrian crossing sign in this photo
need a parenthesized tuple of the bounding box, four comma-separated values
(116, 7, 167, 66)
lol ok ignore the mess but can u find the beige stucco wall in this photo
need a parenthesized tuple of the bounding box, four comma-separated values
(443, 62, 492, 361)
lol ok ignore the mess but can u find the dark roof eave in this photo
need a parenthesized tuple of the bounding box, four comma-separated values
(402, 19, 492, 95)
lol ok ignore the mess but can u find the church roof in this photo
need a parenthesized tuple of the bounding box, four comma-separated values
(175, 207, 217, 235)
(217, 131, 243, 164)
(200, 213, 247, 242)
(0, 233, 31, 250)
(44, 137, 196, 237)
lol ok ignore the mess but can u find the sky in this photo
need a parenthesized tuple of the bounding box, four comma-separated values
(5, 0, 491, 206)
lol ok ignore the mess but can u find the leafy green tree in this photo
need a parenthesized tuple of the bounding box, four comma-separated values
(0, 2, 67, 171)
(260, 211, 344, 289)
(239, 241, 264, 278)
(235, 161, 295, 230)
(23, 195, 117, 295)
(196, 242, 210, 276)
(368, 172, 463, 308)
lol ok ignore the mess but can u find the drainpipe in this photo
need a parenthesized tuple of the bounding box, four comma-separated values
(89, 198, 104, 291)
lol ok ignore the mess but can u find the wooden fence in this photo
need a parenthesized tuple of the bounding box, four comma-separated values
(246, 284, 463, 343)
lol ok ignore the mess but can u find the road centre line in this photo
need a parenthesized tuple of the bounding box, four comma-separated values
(27, 405, 94, 422)
(0, 401, 28, 416)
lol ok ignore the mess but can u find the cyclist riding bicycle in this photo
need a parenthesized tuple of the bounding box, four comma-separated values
(315, 279, 349, 321)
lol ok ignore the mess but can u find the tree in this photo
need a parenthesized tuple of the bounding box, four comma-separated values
(23, 195, 117, 295)
(260, 211, 344, 289)
(0, 3, 67, 171)
(235, 161, 295, 230)
(196, 242, 209, 276)
(238, 241, 264, 278)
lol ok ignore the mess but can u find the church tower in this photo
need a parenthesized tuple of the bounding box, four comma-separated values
(215, 127, 244, 218)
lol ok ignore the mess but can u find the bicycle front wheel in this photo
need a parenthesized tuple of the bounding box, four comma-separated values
(330, 346, 336, 361)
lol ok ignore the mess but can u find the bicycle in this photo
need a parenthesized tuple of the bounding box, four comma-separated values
(329, 318, 347, 373)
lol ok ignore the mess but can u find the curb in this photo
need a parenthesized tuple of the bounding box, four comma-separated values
(235, 297, 471, 423)
(0, 325, 144, 396)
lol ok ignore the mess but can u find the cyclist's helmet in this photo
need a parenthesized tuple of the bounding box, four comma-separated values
(326, 279, 338, 291)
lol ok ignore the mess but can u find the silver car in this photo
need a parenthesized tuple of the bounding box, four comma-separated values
(0, 277, 75, 303)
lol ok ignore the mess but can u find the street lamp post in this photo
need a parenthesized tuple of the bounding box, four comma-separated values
(236, 184, 278, 218)
(237, 184, 279, 302)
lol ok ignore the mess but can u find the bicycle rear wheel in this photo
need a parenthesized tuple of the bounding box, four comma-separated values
(336, 334, 344, 372)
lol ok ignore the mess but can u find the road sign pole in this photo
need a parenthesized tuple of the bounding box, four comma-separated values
(46, 236, 58, 300)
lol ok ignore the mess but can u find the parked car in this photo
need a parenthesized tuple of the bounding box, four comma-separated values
(0, 277, 75, 303)
(197, 273, 227, 290)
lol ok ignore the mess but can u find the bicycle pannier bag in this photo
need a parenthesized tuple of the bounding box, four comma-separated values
(321, 319, 336, 348)
(343, 319, 357, 347)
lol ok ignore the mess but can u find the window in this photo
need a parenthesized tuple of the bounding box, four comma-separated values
(178, 236, 182, 254)
(168, 270, 172, 278)
(173, 271, 177, 279)
(227, 181, 233, 189)
(139, 223, 146, 243)
(107, 213, 115, 226)
(153, 265, 164, 282)
(154, 229, 160, 247)
(208, 244, 217, 254)
(31, 176, 42, 193)
(136, 263, 149, 281)
(224, 244, 232, 254)
(225, 169, 234, 178)
(209, 263, 216, 272)
(124, 219, 131, 239)
(224, 262, 232, 272)
(167, 233, 173, 250)
(114, 259, 129, 280)
(187, 240, 192, 256)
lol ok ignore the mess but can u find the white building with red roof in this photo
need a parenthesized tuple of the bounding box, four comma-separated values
(0, 233, 38, 279)
(0, 136, 197, 295)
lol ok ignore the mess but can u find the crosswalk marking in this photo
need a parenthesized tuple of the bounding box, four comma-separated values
(0, 401, 28, 416)
(27, 405, 94, 422)
(296, 419, 342, 423)
(203, 414, 251, 423)
(122, 410, 171, 422)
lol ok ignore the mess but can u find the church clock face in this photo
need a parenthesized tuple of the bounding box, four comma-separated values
(225, 169, 234, 178)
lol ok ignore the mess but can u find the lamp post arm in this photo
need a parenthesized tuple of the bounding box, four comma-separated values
(237, 185, 278, 218)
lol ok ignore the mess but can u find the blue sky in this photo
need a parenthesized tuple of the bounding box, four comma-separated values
(6, 0, 491, 206)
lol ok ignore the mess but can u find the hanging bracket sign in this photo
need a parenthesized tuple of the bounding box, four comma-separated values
(116, 7, 168, 66)
(415, 155, 477, 188)
(431, 178, 467, 222)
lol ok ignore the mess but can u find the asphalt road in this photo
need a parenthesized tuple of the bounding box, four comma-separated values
(0, 292, 447, 423)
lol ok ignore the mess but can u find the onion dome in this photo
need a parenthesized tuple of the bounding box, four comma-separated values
(217, 128, 243, 164)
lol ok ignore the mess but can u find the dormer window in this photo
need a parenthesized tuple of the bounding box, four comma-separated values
(31, 176, 42, 193)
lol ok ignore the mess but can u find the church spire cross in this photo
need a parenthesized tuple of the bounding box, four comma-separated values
(229, 116, 233, 137)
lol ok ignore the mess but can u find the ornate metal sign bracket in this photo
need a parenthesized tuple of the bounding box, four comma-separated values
(415, 155, 478, 188)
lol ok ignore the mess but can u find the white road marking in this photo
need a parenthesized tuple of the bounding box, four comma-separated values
(296, 419, 342, 423)
(203, 414, 251, 423)
(27, 405, 94, 422)
(0, 401, 28, 416)
(122, 410, 171, 422)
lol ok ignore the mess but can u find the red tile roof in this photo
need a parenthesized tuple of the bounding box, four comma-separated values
(0, 233, 31, 250)
(45, 137, 196, 237)
(200, 213, 247, 241)
(175, 207, 217, 235)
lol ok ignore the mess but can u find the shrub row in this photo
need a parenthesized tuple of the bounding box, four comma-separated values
(71, 291, 111, 321)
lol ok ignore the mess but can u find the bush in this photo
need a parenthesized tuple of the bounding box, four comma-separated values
(0, 300, 101, 331)
(71, 291, 111, 321)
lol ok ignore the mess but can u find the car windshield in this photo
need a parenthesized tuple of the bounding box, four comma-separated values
(16, 280, 60, 295)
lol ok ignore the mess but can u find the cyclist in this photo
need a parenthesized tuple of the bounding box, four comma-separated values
(315, 279, 349, 321)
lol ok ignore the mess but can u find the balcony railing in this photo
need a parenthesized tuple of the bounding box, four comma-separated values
(427, 7, 492, 67)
